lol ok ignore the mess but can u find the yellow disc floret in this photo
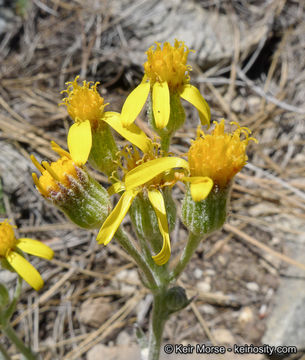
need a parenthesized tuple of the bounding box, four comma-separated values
(0, 221, 17, 257)
(60, 76, 108, 129)
(188, 120, 257, 188)
(31, 155, 78, 198)
(117, 142, 178, 189)
(144, 39, 192, 92)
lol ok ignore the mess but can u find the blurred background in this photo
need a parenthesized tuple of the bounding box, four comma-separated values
(0, 0, 304, 359)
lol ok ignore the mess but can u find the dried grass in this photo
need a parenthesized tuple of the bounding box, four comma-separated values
(0, 0, 305, 359)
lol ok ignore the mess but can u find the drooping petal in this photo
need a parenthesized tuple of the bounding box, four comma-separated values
(121, 82, 150, 127)
(103, 112, 151, 153)
(108, 181, 125, 196)
(16, 238, 54, 260)
(67, 120, 92, 165)
(152, 81, 170, 129)
(180, 84, 210, 127)
(6, 251, 44, 291)
(148, 189, 171, 265)
(96, 189, 139, 245)
(125, 157, 189, 191)
(183, 176, 213, 201)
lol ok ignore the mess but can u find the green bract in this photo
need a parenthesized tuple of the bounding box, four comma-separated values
(181, 184, 232, 236)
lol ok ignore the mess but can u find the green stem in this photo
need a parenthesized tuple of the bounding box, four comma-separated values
(160, 134, 171, 153)
(4, 277, 22, 324)
(170, 232, 203, 281)
(148, 289, 168, 360)
(115, 227, 158, 289)
(2, 324, 38, 360)
(0, 343, 11, 360)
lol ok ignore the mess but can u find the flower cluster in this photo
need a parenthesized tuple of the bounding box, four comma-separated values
(0, 38, 259, 360)
(29, 39, 256, 275)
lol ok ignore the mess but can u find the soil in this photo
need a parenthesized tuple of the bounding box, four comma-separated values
(0, 1, 305, 359)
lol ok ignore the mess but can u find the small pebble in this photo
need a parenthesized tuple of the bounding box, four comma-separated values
(194, 268, 203, 279)
(197, 281, 211, 293)
(246, 282, 259, 292)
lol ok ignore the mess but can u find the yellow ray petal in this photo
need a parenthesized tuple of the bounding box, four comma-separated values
(125, 157, 189, 191)
(96, 189, 139, 245)
(32, 173, 48, 197)
(67, 120, 92, 165)
(148, 189, 171, 265)
(16, 238, 54, 260)
(30, 155, 44, 173)
(152, 81, 170, 129)
(121, 82, 150, 127)
(108, 181, 125, 196)
(6, 251, 44, 291)
(51, 141, 71, 159)
(180, 84, 211, 127)
(182, 176, 213, 201)
(103, 112, 151, 153)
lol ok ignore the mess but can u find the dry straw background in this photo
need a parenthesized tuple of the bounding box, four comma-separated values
(0, 0, 305, 359)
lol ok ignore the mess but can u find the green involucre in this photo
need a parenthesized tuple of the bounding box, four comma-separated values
(129, 188, 176, 254)
(88, 122, 118, 177)
(181, 183, 232, 236)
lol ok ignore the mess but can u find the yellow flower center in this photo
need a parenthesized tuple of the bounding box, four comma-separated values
(188, 120, 257, 188)
(60, 76, 108, 130)
(34, 156, 78, 197)
(0, 221, 17, 257)
(117, 142, 177, 189)
(144, 39, 193, 92)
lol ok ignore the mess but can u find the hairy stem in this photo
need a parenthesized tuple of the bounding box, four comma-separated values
(160, 134, 171, 153)
(148, 289, 168, 360)
(115, 227, 158, 289)
(170, 232, 203, 281)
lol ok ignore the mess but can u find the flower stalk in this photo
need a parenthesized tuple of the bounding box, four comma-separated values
(1, 324, 39, 360)
(114, 227, 158, 290)
(170, 232, 203, 281)
(148, 289, 168, 360)
(0, 277, 38, 360)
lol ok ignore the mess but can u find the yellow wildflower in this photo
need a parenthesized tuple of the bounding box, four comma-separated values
(121, 39, 210, 129)
(60, 76, 151, 165)
(185, 120, 257, 201)
(97, 145, 189, 265)
(0, 220, 54, 291)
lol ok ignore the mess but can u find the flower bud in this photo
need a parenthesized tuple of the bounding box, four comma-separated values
(165, 286, 191, 313)
(32, 149, 110, 229)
